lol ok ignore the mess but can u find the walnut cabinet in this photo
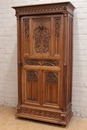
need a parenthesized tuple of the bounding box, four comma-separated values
(13, 2, 75, 126)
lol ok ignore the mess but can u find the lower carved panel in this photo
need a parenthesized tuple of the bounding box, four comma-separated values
(19, 107, 61, 119)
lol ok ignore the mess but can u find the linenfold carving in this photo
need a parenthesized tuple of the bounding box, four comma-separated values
(25, 59, 59, 66)
(27, 71, 38, 82)
(46, 72, 58, 83)
(33, 23, 50, 53)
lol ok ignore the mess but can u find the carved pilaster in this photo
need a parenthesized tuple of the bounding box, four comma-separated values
(17, 16, 22, 106)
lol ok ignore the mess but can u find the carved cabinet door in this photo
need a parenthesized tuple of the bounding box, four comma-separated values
(21, 14, 64, 110)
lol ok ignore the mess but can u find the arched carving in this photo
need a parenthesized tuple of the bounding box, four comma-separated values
(27, 71, 38, 82)
(46, 72, 58, 83)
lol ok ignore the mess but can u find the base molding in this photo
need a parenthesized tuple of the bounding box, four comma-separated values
(16, 105, 73, 126)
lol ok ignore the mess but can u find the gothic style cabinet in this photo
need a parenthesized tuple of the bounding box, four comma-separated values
(13, 2, 75, 126)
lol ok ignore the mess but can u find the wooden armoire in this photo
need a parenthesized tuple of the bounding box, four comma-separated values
(13, 2, 75, 126)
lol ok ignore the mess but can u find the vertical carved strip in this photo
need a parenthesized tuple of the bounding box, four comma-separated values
(24, 19, 29, 40)
(63, 13, 68, 112)
(55, 18, 60, 54)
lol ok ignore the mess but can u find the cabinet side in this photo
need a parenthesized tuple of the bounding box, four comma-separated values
(67, 14, 73, 110)
(16, 15, 22, 109)
(63, 12, 74, 112)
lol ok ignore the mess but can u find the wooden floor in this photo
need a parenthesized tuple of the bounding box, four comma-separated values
(0, 105, 87, 130)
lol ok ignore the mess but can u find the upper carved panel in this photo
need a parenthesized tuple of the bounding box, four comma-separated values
(25, 59, 59, 66)
(33, 23, 50, 53)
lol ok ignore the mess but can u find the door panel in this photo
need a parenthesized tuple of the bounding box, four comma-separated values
(22, 67, 41, 106)
(42, 70, 60, 109)
(26, 71, 38, 102)
(21, 15, 63, 58)
(21, 14, 64, 109)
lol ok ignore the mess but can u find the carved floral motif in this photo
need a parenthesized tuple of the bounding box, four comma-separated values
(46, 72, 58, 83)
(25, 59, 59, 66)
(33, 23, 50, 53)
(27, 71, 38, 82)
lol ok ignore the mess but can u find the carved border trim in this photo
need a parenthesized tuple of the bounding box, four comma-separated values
(16, 5, 67, 15)
(19, 107, 61, 119)
(25, 59, 59, 66)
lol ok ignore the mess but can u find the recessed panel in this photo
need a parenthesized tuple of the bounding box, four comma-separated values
(26, 71, 38, 102)
(43, 71, 60, 108)
(22, 69, 41, 105)
(32, 17, 51, 54)
(21, 18, 30, 56)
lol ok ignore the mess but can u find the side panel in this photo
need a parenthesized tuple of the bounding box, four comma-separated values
(66, 14, 73, 109)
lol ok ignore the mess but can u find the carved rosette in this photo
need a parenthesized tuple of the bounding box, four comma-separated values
(27, 71, 38, 82)
(24, 19, 29, 40)
(25, 59, 59, 66)
(19, 107, 61, 119)
(33, 23, 50, 53)
(46, 72, 58, 83)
